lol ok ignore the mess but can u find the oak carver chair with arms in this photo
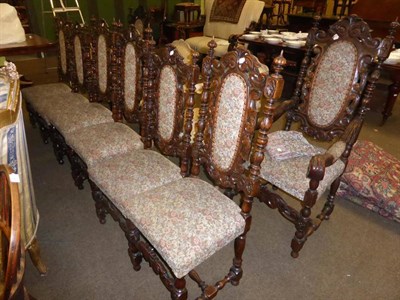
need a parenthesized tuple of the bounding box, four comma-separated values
(256, 15, 399, 258)
(86, 37, 286, 298)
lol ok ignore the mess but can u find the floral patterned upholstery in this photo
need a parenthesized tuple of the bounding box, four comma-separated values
(58, 30, 67, 75)
(260, 137, 346, 200)
(337, 140, 400, 223)
(22, 83, 71, 105)
(157, 65, 177, 142)
(266, 131, 318, 160)
(124, 42, 137, 111)
(308, 41, 357, 127)
(98, 34, 107, 94)
(24, 90, 88, 123)
(65, 122, 143, 167)
(211, 73, 247, 171)
(88, 150, 182, 204)
(74, 36, 84, 85)
(48, 102, 113, 136)
(117, 177, 245, 278)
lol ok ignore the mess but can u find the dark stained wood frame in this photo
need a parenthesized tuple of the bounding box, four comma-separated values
(258, 15, 399, 258)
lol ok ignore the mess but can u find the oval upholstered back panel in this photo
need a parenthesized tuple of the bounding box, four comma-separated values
(58, 30, 67, 75)
(74, 36, 84, 85)
(157, 65, 177, 142)
(124, 43, 137, 111)
(98, 35, 107, 94)
(211, 73, 247, 171)
(308, 41, 357, 127)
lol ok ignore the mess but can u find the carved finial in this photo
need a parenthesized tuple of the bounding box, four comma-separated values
(207, 38, 217, 58)
(272, 51, 287, 75)
(389, 18, 400, 37)
(192, 51, 200, 65)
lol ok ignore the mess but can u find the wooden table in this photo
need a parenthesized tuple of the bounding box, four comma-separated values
(0, 34, 55, 56)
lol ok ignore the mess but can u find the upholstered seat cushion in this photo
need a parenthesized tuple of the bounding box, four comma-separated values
(28, 92, 89, 123)
(88, 150, 182, 204)
(65, 122, 143, 167)
(48, 102, 113, 136)
(185, 36, 231, 57)
(260, 133, 346, 200)
(21, 82, 71, 104)
(114, 177, 245, 278)
(337, 140, 400, 223)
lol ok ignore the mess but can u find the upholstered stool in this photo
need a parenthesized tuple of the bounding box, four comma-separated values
(337, 140, 400, 223)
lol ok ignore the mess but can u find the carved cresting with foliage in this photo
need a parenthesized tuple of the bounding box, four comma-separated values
(286, 15, 382, 141)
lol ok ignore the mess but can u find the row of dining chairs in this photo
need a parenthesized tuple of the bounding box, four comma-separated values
(21, 14, 398, 299)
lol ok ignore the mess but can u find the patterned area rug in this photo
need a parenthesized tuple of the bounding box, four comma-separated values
(209, 0, 246, 23)
(337, 140, 400, 223)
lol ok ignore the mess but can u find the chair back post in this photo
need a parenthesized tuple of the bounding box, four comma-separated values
(180, 51, 200, 176)
(140, 26, 157, 149)
(232, 53, 286, 278)
(285, 15, 320, 131)
(55, 18, 71, 86)
(191, 39, 217, 176)
(110, 20, 124, 122)
(70, 22, 90, 94)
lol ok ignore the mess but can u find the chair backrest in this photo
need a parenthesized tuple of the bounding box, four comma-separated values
(203, 0, 264, 40)
(110, 22, 144, 123)
(0, 165, 26, 300)
(55, 18, 72, 85)
(88, 18, 112, 104)
(70, 22, 90, 94)
(191, 42, 268, 190)
(286, 15, 397, 142)
(152, 43, 200, 175)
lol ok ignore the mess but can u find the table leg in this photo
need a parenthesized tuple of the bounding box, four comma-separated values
(381, 79, 399, 125)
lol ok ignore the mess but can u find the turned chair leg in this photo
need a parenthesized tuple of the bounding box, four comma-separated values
(27, 238, 47, 275)
(230, 195, 253, 286)
(172, 277, 188, 300)
(320, 177, 341, 220)
(290, 206, 312, 258)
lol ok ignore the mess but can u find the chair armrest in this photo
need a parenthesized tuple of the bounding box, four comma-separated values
(273, 98, 296, 122)
(307, 152, 335, 182)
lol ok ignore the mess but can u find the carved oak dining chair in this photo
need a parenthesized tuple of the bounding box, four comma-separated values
(87, 38, 285, 298)
(63, 21, 148, 189)
(257, 15, 399, 258)
(0, 165, 32, 300)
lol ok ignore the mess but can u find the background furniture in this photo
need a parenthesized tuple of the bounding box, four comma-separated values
(0, 63, 47, 275)
(0, 33, 55, 56)
(184, 0, 264, 56)
(0, 164, 30, 299)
